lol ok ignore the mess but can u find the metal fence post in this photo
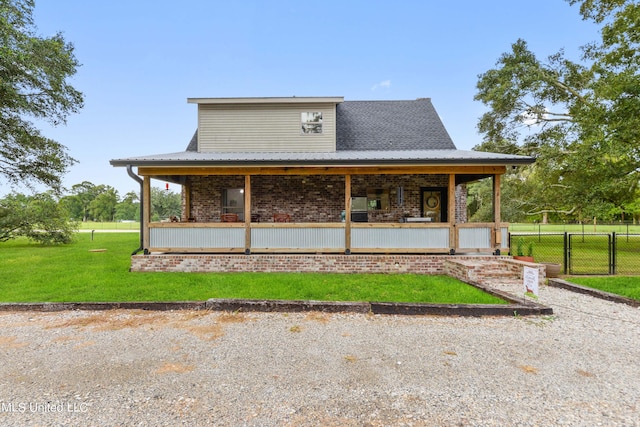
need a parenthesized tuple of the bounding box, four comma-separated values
(563, 232, 568, 275)
(611, 231, 616, 275)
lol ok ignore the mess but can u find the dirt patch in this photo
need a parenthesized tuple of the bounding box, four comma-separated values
(156, 362, 195, 374)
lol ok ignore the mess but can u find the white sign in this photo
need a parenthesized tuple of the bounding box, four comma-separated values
(523, 266, 539, 296)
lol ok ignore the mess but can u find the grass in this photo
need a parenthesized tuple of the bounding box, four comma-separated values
(509, 233, 640, 275)
(565, 276, 640, 301)
(0, 233, 506, 305)
(78, 221, 139, 230)
(509, 222, 640, 233)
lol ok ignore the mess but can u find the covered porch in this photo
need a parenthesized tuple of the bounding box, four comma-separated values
(139, 164, 509, 255)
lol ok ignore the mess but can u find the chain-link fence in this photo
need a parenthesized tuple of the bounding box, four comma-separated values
(509, 232, 640, 275)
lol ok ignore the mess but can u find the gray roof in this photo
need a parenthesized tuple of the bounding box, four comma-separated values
(111, 98, 534, 167)
(110, 149, 533, 167)
(336, 99, 456, 151)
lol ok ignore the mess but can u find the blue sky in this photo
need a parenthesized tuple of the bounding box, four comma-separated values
(15, 0, 600, 196)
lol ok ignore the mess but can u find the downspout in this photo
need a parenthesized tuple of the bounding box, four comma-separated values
(126, 165, 144, 255)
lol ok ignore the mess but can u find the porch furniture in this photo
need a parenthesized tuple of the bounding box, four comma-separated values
(221, 213, 239, 222)
(273, 213, 291, 222)
(251, 214, 261, 222)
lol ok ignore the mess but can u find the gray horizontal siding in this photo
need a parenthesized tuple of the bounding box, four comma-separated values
(198, 103, 336, 152)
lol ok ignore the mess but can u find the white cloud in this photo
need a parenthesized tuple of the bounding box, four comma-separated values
(371, 80, 391, 91)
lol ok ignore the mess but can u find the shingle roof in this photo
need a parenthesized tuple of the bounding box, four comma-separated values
(336, 99, 456, 151)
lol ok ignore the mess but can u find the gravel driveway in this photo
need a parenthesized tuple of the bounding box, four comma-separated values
(0, 281, 639, 426)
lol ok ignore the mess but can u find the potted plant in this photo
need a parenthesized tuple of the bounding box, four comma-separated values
(513, 238, 534, 262)
(542, 262, 561, 278)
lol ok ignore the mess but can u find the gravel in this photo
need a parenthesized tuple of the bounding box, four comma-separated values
(0, 282, 639, 426)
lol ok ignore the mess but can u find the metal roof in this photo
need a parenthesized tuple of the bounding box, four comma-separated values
(110, 149, 534, 167)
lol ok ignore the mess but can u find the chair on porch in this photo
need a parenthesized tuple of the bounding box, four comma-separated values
(251, 214, 261, 223)
(273, 213, 291, 222)
(221, 213, 239, 222)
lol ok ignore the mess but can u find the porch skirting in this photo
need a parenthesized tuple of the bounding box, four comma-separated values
(130, 253, 513, 274)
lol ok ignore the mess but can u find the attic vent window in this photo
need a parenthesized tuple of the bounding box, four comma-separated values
(301, 112, 323, 134)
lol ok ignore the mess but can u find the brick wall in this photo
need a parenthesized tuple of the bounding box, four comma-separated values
(455, 184, 467, 223)
(184, 174, 468, 223)
(130, 253, 509, 274)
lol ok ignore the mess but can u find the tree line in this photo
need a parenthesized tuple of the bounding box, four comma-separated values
(0, 183, 181, 244)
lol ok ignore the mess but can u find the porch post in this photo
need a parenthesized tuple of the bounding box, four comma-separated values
(493, 174, 502, 248)
(448, 173, 456, 251)
(142, 176, 151, 251)
(244, 174, 251, 254)
(345, 174, 351, 254)
(183, 180, 191, 220)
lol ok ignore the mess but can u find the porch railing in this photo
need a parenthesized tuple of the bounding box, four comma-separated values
(351, 223, 450, 252)
(251, 223, 345, 252)
(148, 222, 509, 254)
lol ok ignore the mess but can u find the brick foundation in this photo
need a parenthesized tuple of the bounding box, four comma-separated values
(131, 254, 512, 274)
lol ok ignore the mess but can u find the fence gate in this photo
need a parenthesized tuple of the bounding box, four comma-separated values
(568, 233, 613, 275)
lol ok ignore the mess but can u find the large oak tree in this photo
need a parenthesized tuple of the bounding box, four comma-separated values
(473, 0, 639, 222)
(0, 0, 83, 193)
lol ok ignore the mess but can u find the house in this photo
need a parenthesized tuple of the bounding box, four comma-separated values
(110, 97, 534, 273)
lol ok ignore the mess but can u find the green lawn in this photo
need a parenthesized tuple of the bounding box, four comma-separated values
(0, 233, 506, 304)
(509, 222, 640, 233)
(566, 276, 640, 301)
(510, 233, 640, 275)
(78, 221, 139, 230)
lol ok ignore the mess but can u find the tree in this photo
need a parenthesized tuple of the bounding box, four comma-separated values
(115, 191, 139, 221)
(150, 187, 181, 221)
(474, 0, 640, 222)
(0, 0, 84, 193)
(88, 185, 118, 222)
(60, 181, 98, 221)
(0, 192, 76, 244)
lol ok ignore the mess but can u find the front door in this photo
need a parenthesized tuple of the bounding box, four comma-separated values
(421, 188, 447, 222)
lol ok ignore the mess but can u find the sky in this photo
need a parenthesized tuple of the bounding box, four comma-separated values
(7, 0, 601, 197)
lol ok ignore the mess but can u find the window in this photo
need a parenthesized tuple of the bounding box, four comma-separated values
(301, 112, 323, 134)
(222, 188, 244, 220)
(367, 188, 389, 210)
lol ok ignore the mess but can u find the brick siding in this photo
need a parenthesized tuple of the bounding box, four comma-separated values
(131, 254, 512, 274)
(184, 174, 468, 223)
